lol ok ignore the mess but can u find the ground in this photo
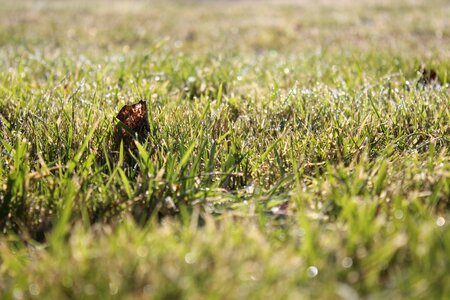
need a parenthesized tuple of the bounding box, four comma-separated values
(0, 0, 449, 299)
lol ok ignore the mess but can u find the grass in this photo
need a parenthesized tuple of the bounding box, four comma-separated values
(0, 0, 449, 298)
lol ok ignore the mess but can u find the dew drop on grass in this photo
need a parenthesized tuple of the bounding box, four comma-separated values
(29, 283, 40, 296)
(342, 257, 353, 268)
(185, 252, 196, 264)
(436, 217, 445, 227)
(394, 210, 404, 220)
(13, 288, 23, 300)
(307, 266, 318, 278)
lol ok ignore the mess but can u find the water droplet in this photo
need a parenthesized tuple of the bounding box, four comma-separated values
(436, 216, 445, 227)
(29, 283, 40, 296)
(394, 210, 404, 220)
(342, 257, 353, 268)
(307, 266, 318, 278)
(185, 252, 196, 264)
(13, 288, 23, 300)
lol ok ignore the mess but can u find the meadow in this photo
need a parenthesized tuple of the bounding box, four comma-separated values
(0, 0, 449, 298)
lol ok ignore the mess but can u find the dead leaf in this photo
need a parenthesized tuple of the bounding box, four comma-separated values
(114, 100, 150, 151)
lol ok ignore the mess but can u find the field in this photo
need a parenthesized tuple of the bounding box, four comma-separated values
(0, 0, 449, 298)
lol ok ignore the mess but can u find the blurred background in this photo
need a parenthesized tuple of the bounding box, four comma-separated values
(1, 0, 449, 57)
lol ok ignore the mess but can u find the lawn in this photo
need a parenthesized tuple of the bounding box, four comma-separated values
(0, 0, 449, 298)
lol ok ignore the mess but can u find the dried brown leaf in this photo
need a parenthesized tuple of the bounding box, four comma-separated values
(114, 100, 150, 151)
